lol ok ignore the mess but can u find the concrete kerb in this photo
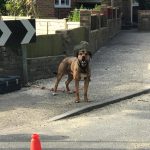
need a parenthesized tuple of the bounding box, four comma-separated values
(49, 88, 150, 122)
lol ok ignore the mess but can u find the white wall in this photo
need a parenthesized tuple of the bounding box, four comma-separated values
(0, 16, 80, 35)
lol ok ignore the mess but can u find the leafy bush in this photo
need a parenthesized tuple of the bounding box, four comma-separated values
(68, 8, 80, 22)
(0, 0, 7, 15)
(5, 0, 26, 16)
(93, 4, 101, 11)
(4, 0, 37, 17)
(68, 4, 102, 22)
(68, 4, 89, 22)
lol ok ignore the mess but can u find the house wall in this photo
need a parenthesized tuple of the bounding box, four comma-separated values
(54, 8, 71, 19)
(36, 0, 55, 18)
(54, 0, 77, 18)
(36, 0, 77, 19)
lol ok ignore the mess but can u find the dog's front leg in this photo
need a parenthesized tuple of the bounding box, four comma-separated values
(75, 79, 80, 103)
(84, 78, 90, 102)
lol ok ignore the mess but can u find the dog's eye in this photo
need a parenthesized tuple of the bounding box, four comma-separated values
(79, 53, 82, 55)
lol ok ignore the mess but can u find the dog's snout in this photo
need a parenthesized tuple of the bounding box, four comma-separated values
(82, 56, 86, 61)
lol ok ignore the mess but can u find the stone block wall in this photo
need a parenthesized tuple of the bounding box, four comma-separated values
(27, 55, 65, 81)
(80, 10, 91, 29)
(0, 46, 22, 77)
(0, 12, 121, 83)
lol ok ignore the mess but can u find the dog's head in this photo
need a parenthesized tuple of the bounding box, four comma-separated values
(76, 49, 92, 68)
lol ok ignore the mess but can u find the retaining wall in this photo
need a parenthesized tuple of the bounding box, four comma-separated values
(0, 12, 121, 82)
(138, 10, 150, 31)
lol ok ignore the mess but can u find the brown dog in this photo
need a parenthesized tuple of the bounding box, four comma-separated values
(52, 49, 92, 103)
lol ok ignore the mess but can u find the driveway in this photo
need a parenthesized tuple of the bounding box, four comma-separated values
(0, 29, 150, 133)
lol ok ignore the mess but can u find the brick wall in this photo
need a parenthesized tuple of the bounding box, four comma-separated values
(36, 0, 55, 18)
(54, 8, 72, 19)
(36, 0, 77, 18)
(54, 0, 77, 18)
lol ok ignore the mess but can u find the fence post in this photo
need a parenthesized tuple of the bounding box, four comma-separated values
(47, 21, 49, 35)
(64, 18, 68, 29)
(21, 44, 28, 84)
(80, 10, 91, 30)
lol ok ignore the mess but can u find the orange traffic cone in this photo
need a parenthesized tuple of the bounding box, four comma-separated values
(30, 133, 42, 150)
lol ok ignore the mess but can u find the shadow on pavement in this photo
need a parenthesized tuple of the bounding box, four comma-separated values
(0, 134, 69, 142)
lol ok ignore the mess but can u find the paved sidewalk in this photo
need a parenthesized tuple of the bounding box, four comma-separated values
(0, 29, 150, 131)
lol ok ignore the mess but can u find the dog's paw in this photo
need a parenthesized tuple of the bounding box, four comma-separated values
(50, 88, 54, 91)
(67, 90, 75, 94)
(52, 92, 58, 96)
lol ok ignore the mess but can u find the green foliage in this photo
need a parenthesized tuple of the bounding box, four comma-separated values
(68, 4, 88, 22)
(3, 0, 37, 17)
(5, 0, 27, 16)
(68, 4, 102, 22)
(80, 4, 85, 10)
(0, 0, 7, 15)
(68, 8, 80, 22)
(93, 4, 101, 11)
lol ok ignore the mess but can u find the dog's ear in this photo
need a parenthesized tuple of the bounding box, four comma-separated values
(88, 51, 92, 58)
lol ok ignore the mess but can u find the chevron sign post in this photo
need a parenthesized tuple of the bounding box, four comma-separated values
(0, 19, 36, 84)
(0, 19, 36, 46)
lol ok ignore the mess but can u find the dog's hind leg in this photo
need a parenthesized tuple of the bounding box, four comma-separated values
(53, 61, 67, 94)
(53, 73, 63, 93)
(65, 74, 73, 93)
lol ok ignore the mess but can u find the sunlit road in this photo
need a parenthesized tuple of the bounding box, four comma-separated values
(0, 93, 150, 150)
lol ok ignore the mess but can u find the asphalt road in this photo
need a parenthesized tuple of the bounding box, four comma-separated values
(1, 29, 150, 149)
(0, 93, 150, 150)
(1, 29, 150, 125)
